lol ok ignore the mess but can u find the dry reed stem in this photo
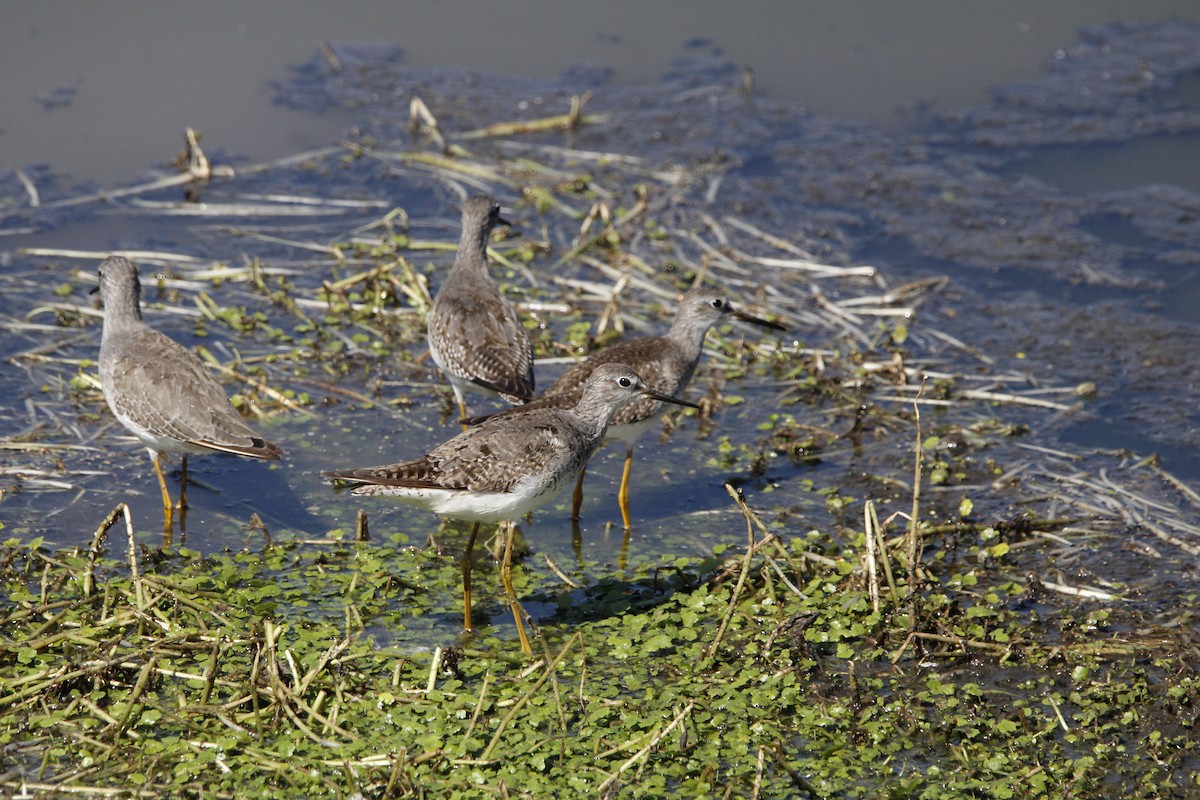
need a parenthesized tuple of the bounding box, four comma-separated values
(596, 701, 695, 798)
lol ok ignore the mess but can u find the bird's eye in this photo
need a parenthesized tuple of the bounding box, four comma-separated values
(711, 298, 726, 309)
(618, 376, 633, 388)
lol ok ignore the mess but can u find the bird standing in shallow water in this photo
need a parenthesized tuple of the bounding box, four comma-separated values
(323, 362, 698, 655)
(96, 255, 282, 534)
(426, 196, 534, 422)
(468, 288, 785, 529)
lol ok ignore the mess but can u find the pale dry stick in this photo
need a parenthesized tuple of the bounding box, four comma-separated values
(408, 95, 447, 152)
(239, 193, 390, 210)
(425, 647, 443, 694)
(290, 295, 424, 319)
(276, 659, 356, 741)
(1032, 575, 1122, 602)
(369, 147, 512, 184)
(596, 701, 696, 797)
(39, 143, 346, 212)
(553, 222, 621, 269)
(15, 167, 40, 207)
(1, 782, 154, 798)
(703, 174, 723, 204)
(107, 656, 159, 743)
(906, 376, 928, 600)
(807, 288, 876, 347)
(240, 145, 346, 173)
(42, 169, 235, 211)
(1097, 467, 1192, 518)
(127, 199, 355, 217)
(741, 252, 878, 280)
(274, 688, 341, 747)
(120, 504, 146, 612)
(195, 345, 315, 419)
(706, 484, 764, 659)
(721, 215, 819, 259)
(458, 92, 605, 139)
(958, 388, 1077, 412)
(864, 500, 881, 614)
(923, 328, 996, 365)
(456, 669, 493, 757)
(808, 284, 867, 326)
(22, 247, 208, 265)
(82, 505, 127, 598)
(495, 138, 645, 166)
(575, 255, 677, 300)
(699, 212, 731, 247)
(758, 555, 805, 601)
(478, 634, 580, 762)
(219, 229, 343, 256)
(1149, 462, 1200, 510)
(546, 274, 629, 302)
(1048, 467, 1175, 518)
(591, 275, 630, 338)
(612, 189, 649, 228)
(324, 258, 413, 292)
(542, 554, 582, 588)
(1121, 505, 1200, 557)
(186, 263, 307, 281)
(752, 744, 766, 800)
(506, 156, 584, 186)
(679, 230, 752, 276)
(1013, 441, 1085, 461)
(295, 638, 354, 698)
(871, 390, 1075, 412)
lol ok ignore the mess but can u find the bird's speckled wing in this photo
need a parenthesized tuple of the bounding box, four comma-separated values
(326, 408, 591, 494)
(428, 274, 534, 403)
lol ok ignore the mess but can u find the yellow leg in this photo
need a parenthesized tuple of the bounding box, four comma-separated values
(462, 522, 481, 632)
(570, 468, 587, 522)
(618, 447, 634, 530)
(458, 397, 469, 432)
(501, 521, 533, 656)
(152, 452, 174, 532)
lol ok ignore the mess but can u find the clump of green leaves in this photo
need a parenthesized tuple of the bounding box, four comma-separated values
(0, 507, 1195, 798)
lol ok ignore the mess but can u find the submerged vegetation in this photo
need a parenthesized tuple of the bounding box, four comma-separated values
(2, 39, 1200, 798)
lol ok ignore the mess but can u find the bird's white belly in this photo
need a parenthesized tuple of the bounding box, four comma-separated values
(351, 470, 576, 523)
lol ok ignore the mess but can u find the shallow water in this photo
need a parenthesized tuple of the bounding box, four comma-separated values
(2, 8, 1200, 625)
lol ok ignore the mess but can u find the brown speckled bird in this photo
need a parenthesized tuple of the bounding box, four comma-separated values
(426, 196, 534, 420)
(324, 362, 697, 653)
(469, 288, 784, 528)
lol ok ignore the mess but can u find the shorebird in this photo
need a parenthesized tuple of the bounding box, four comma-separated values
(324, 362, 698, 654)
(426, 196, 534, 421)
(468, 288, 785, 529)
(95, 255, 282, 532)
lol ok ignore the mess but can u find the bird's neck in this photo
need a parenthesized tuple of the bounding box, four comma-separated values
(570, 395, 621, 440)
(666, 318, 710, 364)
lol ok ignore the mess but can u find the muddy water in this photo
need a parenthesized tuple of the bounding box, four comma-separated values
(2, 7, 1200, 617)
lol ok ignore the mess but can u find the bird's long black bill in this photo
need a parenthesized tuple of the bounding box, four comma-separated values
(643, 389, 701, 409)
(733, 308, 786, 331)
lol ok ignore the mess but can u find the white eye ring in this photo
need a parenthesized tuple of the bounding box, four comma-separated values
(618, 376, 633, 388)
(711, 298, 726, 309)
